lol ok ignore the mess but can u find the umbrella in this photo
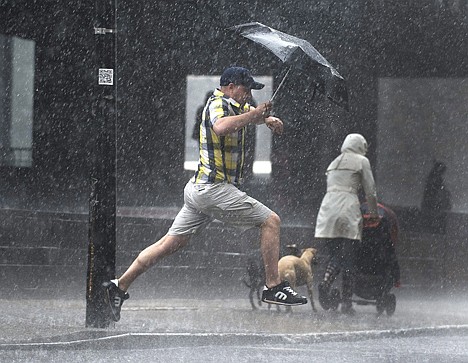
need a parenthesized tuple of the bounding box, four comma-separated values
(229, 22, 348, 111)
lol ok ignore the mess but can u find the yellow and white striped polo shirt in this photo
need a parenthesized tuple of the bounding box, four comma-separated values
(193, 89, 250, 186)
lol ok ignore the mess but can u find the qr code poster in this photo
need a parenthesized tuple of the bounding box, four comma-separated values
(98, 68, 114, 85)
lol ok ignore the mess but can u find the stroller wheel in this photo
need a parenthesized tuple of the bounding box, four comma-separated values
(329, 289, 341, 311)
(385, 293, 396, 316)
(376, 298, 385, 315)
(318, 282, 332, 310)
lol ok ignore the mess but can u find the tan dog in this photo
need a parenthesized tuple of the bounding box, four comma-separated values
(278, 248, 318, 312)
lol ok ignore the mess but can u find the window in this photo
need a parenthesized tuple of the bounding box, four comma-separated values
(0, 35, 35, 167)
(377, 77, 468, 212)
(185, 74, 273, 176)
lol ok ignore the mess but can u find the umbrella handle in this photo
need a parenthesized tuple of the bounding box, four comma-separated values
(270, 67, 291, 102)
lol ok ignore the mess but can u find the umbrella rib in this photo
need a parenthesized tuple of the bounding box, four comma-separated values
(270, 67, 291, 102)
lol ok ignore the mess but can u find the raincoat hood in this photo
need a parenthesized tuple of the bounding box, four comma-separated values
(340, 133, 368, 155)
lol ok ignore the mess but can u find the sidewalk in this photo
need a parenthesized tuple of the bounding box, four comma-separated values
(1, 287, 468, 348)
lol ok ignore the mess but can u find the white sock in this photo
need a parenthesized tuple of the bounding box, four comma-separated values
(111, 279, 119, 287)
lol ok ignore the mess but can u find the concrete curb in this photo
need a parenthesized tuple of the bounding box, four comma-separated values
(2, 324, 468, 351)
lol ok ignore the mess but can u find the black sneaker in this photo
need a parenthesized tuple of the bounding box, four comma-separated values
(318, 282, 331, 310)
(261, 281, 307, 306)
(103, 280, 129, 322)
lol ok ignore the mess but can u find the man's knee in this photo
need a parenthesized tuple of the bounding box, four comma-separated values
(137, 234, 190, 268)
(262, 212, 281, 230)
(164, 234, 191, 253)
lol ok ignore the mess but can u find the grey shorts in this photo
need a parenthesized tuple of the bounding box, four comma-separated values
(168, 181, 273, 235)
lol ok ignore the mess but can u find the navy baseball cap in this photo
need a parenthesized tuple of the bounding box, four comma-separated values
(220, 67, 264, 90)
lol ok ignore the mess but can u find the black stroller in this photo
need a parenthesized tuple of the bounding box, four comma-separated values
(350, 202, 401, 316)
(325, 203, 401, 314)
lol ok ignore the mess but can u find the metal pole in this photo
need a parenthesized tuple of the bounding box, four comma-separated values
(86, 0, 117, 328)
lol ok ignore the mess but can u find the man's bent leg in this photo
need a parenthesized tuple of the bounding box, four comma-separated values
(118, 233, 191, 292)
(259, 212, 282, 288)
(202, 192, 307, 307)
(260, 213, 308, 307)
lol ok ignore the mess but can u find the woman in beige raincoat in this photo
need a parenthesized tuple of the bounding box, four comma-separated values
(315, 133, 379, 314)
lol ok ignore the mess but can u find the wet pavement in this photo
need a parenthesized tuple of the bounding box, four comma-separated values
(1, 285, 468, 362)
